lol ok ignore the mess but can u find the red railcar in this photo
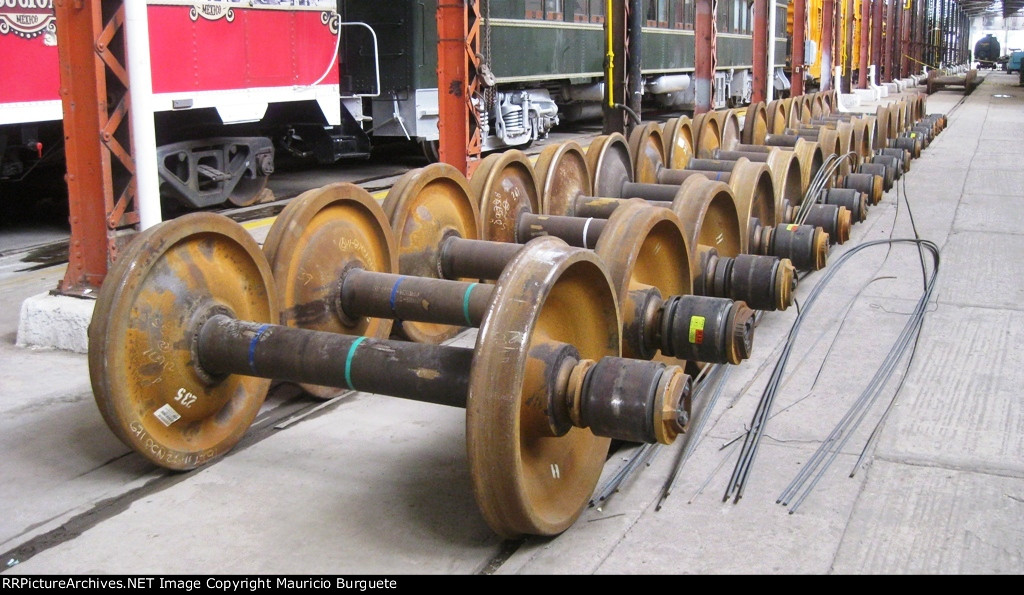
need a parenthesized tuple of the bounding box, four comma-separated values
(1, 1, 364, 209)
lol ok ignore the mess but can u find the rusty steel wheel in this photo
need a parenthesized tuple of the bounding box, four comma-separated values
(875, 104, 892, 146)
(897, 100, 910, 135)
(227, 172, 271, 207)
(661, 116, 696, 169)
(743, 102, 769, 145)
(855, 117, 878, 155)
(784, 97, 801, 129)
(595, 201, 695, 360)
(797, 96, 813, 125)
(671, 175, 743, 259)
(860, 114, 883, 152)
(628, 122, 667, 185)
(89, 212, 278, 470)
(765, 147, 804, 219)
(262, 183, 398, 397)
(586, 133, 634, 198)
(792, 138, 826, 194)
(810, 94, 826, 120)
(788, 97, 811, 128)
(467, 238, 618, 538)
(727, 159, 777, 253)
(717, 110, 742, 152)
(534, 141, 591, 217)
(835, 121, 860, 176)
(382, 163, 481, 343)
(822, 90, 836, 114)
(780, 97, 795, 128)
(818, 127, 842, 161)
(470, 150, 541, 242)
(887, 102, 900, 139)
(693, 112, 722, 159)
(765, 99, 788, 135)
(912, 95, 925, 124)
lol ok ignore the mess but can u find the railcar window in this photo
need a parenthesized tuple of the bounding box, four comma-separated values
(547, 0, 564, 20)
(737, 0, 749, 34)
(717, 0, 731, 33)
(645, 0, 669, 27)
(525, 0, 564, 20)
(673, 0, 695, 29)
(573, 0, 605, 22)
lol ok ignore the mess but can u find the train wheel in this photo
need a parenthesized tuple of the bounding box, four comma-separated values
(89, 212, 278, 470)
(594, 201, 695, 332)
(227, 173, 270, 207)
(717, 110, 742, 151)
(586, 134, 634, 199)
(470, 150, 541, 243)
(693, 113, 722, 159)
(420, 139, 440, 163)
(383, 164, 481, 344)
(742, 102, 769, 145)
(628, 122, 667, 185)
(728, 159, 777, 253)
(661, 116, 696, 170)
(534, 141, 591, 217)
(765, 99, 788, 135)
(671, 176, 743, 260)
(468, 241, 617, 538)
(262, 183, 398, 398)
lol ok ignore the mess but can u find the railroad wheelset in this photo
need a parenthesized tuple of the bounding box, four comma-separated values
(592, 130, 829, 272)
(408, 153, 757, 367)
(89, 200, 698, 538)
(536, 139, 795, 313)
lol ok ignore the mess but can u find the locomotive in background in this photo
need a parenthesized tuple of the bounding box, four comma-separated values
(973, 33, 1001, 69)
(0, 0, 788, 213)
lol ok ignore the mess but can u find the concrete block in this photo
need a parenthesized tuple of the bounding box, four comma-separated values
(16, 293, 95, 354)
(838, 93, 862, 111)
(853, 88, 879, 102)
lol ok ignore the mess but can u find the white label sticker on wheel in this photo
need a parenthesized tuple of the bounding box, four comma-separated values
(154, 404, 181, 427)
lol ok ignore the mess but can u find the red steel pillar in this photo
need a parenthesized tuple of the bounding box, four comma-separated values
(792, 0, 806, 96)
(858, 0, 872, 88)
(892, 0, 903, 77)
(752, 0, 768, 104)
(883, 0, 896, 80)
(889, 0, 902, 78)
(54, 0, 140, 295)
(695, 0, 716, 114)
(436, 1, 482, 177)
(871, 0, 884, 76)
(900, 0, 912, 75)
(842, 0, 855, 92)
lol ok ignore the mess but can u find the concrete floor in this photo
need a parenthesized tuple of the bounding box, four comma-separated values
(1, 72, 1022, 575)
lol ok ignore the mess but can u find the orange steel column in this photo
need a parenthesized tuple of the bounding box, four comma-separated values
(694, 0, 715, 115)
(55, 0, 139, 296)
(436, 1, 482, 178)
(751, 0, 768, 104)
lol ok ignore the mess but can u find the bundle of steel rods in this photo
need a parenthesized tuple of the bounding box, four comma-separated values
(723, 238, 941, 504)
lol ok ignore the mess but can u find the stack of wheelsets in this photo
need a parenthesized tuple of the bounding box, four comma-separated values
(87, 90, 946, 539)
